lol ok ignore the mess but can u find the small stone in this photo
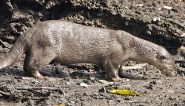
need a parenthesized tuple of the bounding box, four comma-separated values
(80, 82, 89, 88)
(3, 48, 10, 53)
(163, 6, 173, 10)
(121, 84, 131, 88)
(124, 21, 129, 26)
(156, 80, 163, 84)
(22, 77, 35, 80)
(180, 33, 185, 37)
(89, 77, 95, 81)
(137, 74, 144, 78)
(108, 100, 114, 104)
(136, 4, 144, 7)
(167, 89, 174, 93)
(88, 69, 94, 72)
(146, 30, 152, 35)
(66, 81, 71, 86)
(99, 80, 114, 85)
(153, 17, 161, 22)
(125, 79, 130, 82)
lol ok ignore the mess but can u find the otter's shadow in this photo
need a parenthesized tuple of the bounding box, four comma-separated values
(0, 64, 147, 81)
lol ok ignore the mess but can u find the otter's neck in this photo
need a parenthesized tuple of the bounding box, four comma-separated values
(119, 31, 158, 63)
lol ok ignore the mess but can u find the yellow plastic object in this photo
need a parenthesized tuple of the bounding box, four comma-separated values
(55, 104, 65, 106)
(109, 89, 141, 96)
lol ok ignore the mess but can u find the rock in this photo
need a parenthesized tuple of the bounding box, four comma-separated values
(167, 89, 175, 93)
(163, 6, 173, 10)
(153, 17, 161, 22)
(80, 82, 89, 88)
(180, 33, 185, 37)
(99, 80, 114, 85)
(121, 84, 132, 88)
(156, 79, 163, 85)
(89, 76, 96, 82)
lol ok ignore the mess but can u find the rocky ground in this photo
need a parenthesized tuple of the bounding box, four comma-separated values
(0, 0, 185, 106)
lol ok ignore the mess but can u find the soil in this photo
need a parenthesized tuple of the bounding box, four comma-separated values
(0, 0, 185, 106)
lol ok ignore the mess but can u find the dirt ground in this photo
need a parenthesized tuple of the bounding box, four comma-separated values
(0, 0, 185, 106)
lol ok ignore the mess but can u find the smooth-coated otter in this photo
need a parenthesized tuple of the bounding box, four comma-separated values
(0, 20, 176, 81)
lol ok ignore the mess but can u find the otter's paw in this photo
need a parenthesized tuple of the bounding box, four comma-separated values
(108, 77, 121, 82)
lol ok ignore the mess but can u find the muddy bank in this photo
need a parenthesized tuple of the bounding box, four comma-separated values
(0, 0, 185, 106)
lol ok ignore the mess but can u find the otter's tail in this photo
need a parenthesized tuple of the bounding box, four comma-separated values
(0, 36, 27, 69)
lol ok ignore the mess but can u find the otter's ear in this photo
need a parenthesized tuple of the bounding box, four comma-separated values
(156, 54, 166, 61)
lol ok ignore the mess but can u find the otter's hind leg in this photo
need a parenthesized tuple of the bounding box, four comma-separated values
(24, 49, 56, 80)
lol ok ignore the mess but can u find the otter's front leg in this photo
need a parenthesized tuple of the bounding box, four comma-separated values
(103, 61, 121, 81)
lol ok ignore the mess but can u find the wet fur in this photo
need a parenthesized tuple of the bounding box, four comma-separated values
(0, 20, 176, 81)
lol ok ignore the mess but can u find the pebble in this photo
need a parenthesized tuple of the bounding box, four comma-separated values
(89, 76, 95, 81)
(137, 74, 144, 78)
(80, 82, 89, 88)
(121, 84, 131, 88)
(153, 17, 161, 22)
(88, 69, 94, 72)
(167, 89, 175, 93)
(125, 79, 130, 82)
(136, 4, 144, 7)
(180, 33, 185, 37)
(163, 6, 173, 10)
(66, 81, 72, 86)
(156, 79, 163, 85)
(99, 80, 114, 85)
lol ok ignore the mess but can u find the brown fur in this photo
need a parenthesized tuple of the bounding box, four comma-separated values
(0, 20, 176, 81)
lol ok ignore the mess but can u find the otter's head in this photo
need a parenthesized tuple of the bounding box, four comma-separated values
(149, 46, 177, 77)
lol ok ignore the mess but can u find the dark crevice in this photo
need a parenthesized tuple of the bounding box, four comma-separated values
(49, 0, 72, 20)
(0, 1, 12, 20)
(13, 0, 43, 12)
